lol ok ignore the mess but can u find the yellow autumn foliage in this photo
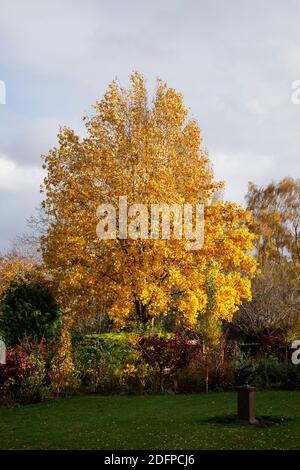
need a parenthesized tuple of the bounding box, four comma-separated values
(42, 72, 256, 329)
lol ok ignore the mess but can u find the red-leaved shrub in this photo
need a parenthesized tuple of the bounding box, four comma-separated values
(135, 334, 197, 391)
(0, 346, 34, 402)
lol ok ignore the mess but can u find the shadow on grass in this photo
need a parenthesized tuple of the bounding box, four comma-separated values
(202, 415, 291, 428)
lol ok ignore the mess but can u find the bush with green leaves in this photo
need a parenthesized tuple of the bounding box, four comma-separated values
(254, 357, 300, 390)
(17, 353, 48, 404)
(74, 333, 139, 393)
(0, 280, 63, 346)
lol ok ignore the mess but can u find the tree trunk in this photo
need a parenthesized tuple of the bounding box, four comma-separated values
(203, 344, 209, 393)
(134, 299, 148, 325)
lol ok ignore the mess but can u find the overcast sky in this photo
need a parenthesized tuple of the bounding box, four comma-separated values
(1, 0, 300, 251)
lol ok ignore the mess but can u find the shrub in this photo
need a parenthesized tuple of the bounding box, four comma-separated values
(135, 334, 197, 391)
(257, 334, 289, 360)
(74, 333, 138, 393)
(49, 328, 79, 396)
(0, 346, 34, 403)
(177, 338, 236, 393)
(18, 354, 48, 403)
(232, 352, 300, 391)
(254, 357, 281, 389)
(278, 362, 300, 390)
(0, 280, 63, 346)
(254, 357, 300, 390)
(0, 338, 64, 404)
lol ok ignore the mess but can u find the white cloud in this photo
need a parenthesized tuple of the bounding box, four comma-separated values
(0, 155, 44, 191)
(0, 115, 61, 165)
(212, 151, 275, 203)
(245, 99, 268, 121)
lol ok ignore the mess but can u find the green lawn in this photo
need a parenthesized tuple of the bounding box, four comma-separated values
(0, 391, 299, 450)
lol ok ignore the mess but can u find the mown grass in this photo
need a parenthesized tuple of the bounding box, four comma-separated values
(0, 391, 299, 449)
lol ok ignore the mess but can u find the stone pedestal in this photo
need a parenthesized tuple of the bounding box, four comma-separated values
(237, 385, 256, 424)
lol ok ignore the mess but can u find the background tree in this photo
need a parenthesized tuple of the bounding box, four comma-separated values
(231, 263, 300, 341)
(246, 178, 300, 266)
(0, 250, 34, 298)
(231, 178, 300, 342)
(42, 72, 256, 330)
